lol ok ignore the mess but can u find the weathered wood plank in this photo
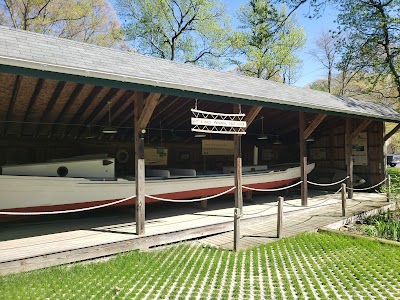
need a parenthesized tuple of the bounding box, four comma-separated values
(299, 112, 308, 206)
(138, 93, 162, 130)
(384, 123, 400, 142)
(349, 120, 372, 141)
(244, 106, 263, 127)
(134, 92, 145, 235)
(304, 114, 327, 140)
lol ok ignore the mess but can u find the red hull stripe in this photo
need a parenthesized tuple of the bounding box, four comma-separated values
(0, 179, 296, 221)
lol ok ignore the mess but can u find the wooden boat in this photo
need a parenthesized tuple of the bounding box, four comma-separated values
(0, 157, 315, 218)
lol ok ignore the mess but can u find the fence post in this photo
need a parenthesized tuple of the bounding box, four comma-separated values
(277, 196, 283, 238)
(234, 208, 241, 251)
(386, 175, 391, 202)
(341, 183, 347, 217)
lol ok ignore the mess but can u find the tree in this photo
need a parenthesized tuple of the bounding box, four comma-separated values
(0, 0, 124, 47)
(116, 0, 232, 68)
(336, 0, 400, 101)
(275, 0, 400, 102)
(307, 78, 329, 92)
(232, 0, 306, 82)
(309, 30, 338, 93)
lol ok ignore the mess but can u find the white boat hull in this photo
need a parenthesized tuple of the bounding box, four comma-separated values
(0, 163, 315, 218)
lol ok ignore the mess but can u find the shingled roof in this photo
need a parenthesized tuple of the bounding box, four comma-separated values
(0, 25, 399, 122)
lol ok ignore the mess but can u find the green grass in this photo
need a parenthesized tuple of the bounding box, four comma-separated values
(1, 232, 400, 299)
(360, 209, 400, 241)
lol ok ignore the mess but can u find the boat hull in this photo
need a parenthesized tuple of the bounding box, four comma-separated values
(0, 163, 315, 220)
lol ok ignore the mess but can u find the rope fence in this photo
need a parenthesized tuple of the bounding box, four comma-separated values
(242, 181, 302, 192)
(0, 195, 137, 216)
(0, 175, 390, 215)
(346, 178, 387, 191)
(242, 202, 278, 216)
(145, 187, 236, 203)
(283, 186, 343, 208)
(307, 176, 349, 187)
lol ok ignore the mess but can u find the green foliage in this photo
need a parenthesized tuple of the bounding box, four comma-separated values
(362, 209, 400, 241)
(382, 169, 400, 201)
(277, 0, 400, 101)
(116, 0, 233, 68)
(232, 0, 305, 83)
(0, 0, 124, 47)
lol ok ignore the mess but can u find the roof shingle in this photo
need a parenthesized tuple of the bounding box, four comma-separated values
(0, 25, 399, 122)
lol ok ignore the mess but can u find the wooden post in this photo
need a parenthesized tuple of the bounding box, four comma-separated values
(299, 112, 308, 206)
(134, 92, 145, 235)
(383, 123, 390, 203)
(134, 92, 161, 235)
(244, 191, 253, 203)
(200, 199, 208, 209)
(345, 118, 353, 199)
(349, 157, 354, 199)
(233, 131, 243, 251)
(277, 196, 283, 238)
(341, 183, 347, 217)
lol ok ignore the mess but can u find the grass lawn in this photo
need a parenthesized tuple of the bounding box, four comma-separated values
(1, 232, 400, 299)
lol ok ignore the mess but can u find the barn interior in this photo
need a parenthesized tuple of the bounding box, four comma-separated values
(0, 72, 385, 186)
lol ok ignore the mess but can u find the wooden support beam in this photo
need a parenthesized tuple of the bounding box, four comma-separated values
(20, 78, 44, 136)
(134, 92, 161, 235)
(162, 99, 194, 128)
(244, 106, 263, 128)
(384, 123, 400, 142)
(76, 88, 119, 138)
(96, 91, 135, 139)
(299, 112, 308, 206)
(49, 83, 84, 138)
(3, 75, 22, 136)
(304, 114, 327, 140)
(138, 93, 162, 130)
(345, 118, 353, 199)
(350, 120, 372, 141)
(35, 81, 66, 137)
(63, 86, 103, 138)
(233, 104, 243, 251)
(151, 96, 181, 120)
(134, 92, 145, 235)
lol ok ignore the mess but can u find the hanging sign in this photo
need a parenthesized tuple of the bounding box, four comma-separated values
(352, 132, 368, 166)
(191, 108, 246, 135)
(202, 139, 234, 156)
(144, 147, 168, 165)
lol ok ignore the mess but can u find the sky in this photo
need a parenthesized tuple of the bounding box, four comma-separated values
(110, 0, 337, 88)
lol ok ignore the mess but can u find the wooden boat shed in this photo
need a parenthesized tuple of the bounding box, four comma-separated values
(1, 26, 400, 234)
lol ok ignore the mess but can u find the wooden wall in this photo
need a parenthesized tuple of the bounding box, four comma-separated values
(308, 120, 384, 185)
(0, 118, 385, 185)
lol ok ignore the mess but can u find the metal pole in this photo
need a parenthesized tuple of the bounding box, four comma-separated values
(277, 196, 283, 238)
(387, 174, 391, 202)
(341, 183, 347, 217)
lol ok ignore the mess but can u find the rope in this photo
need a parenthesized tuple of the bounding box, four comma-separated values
(242, 181, 302, 192)
(145, 186, 235, 203)
(283, 187, 342, 208)
(242, 203, 278, 216)
(307, 176, 349, 186)
(0, 195, 136, 216)
(347, 178, 387, 191)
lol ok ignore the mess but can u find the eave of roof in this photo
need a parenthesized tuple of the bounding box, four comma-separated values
(0, 25, 399, 123)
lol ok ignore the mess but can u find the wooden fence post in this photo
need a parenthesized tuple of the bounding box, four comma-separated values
(277, 196, 283, 238)
(341, 183, 347, 217)
(387, 174, 391, 202)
